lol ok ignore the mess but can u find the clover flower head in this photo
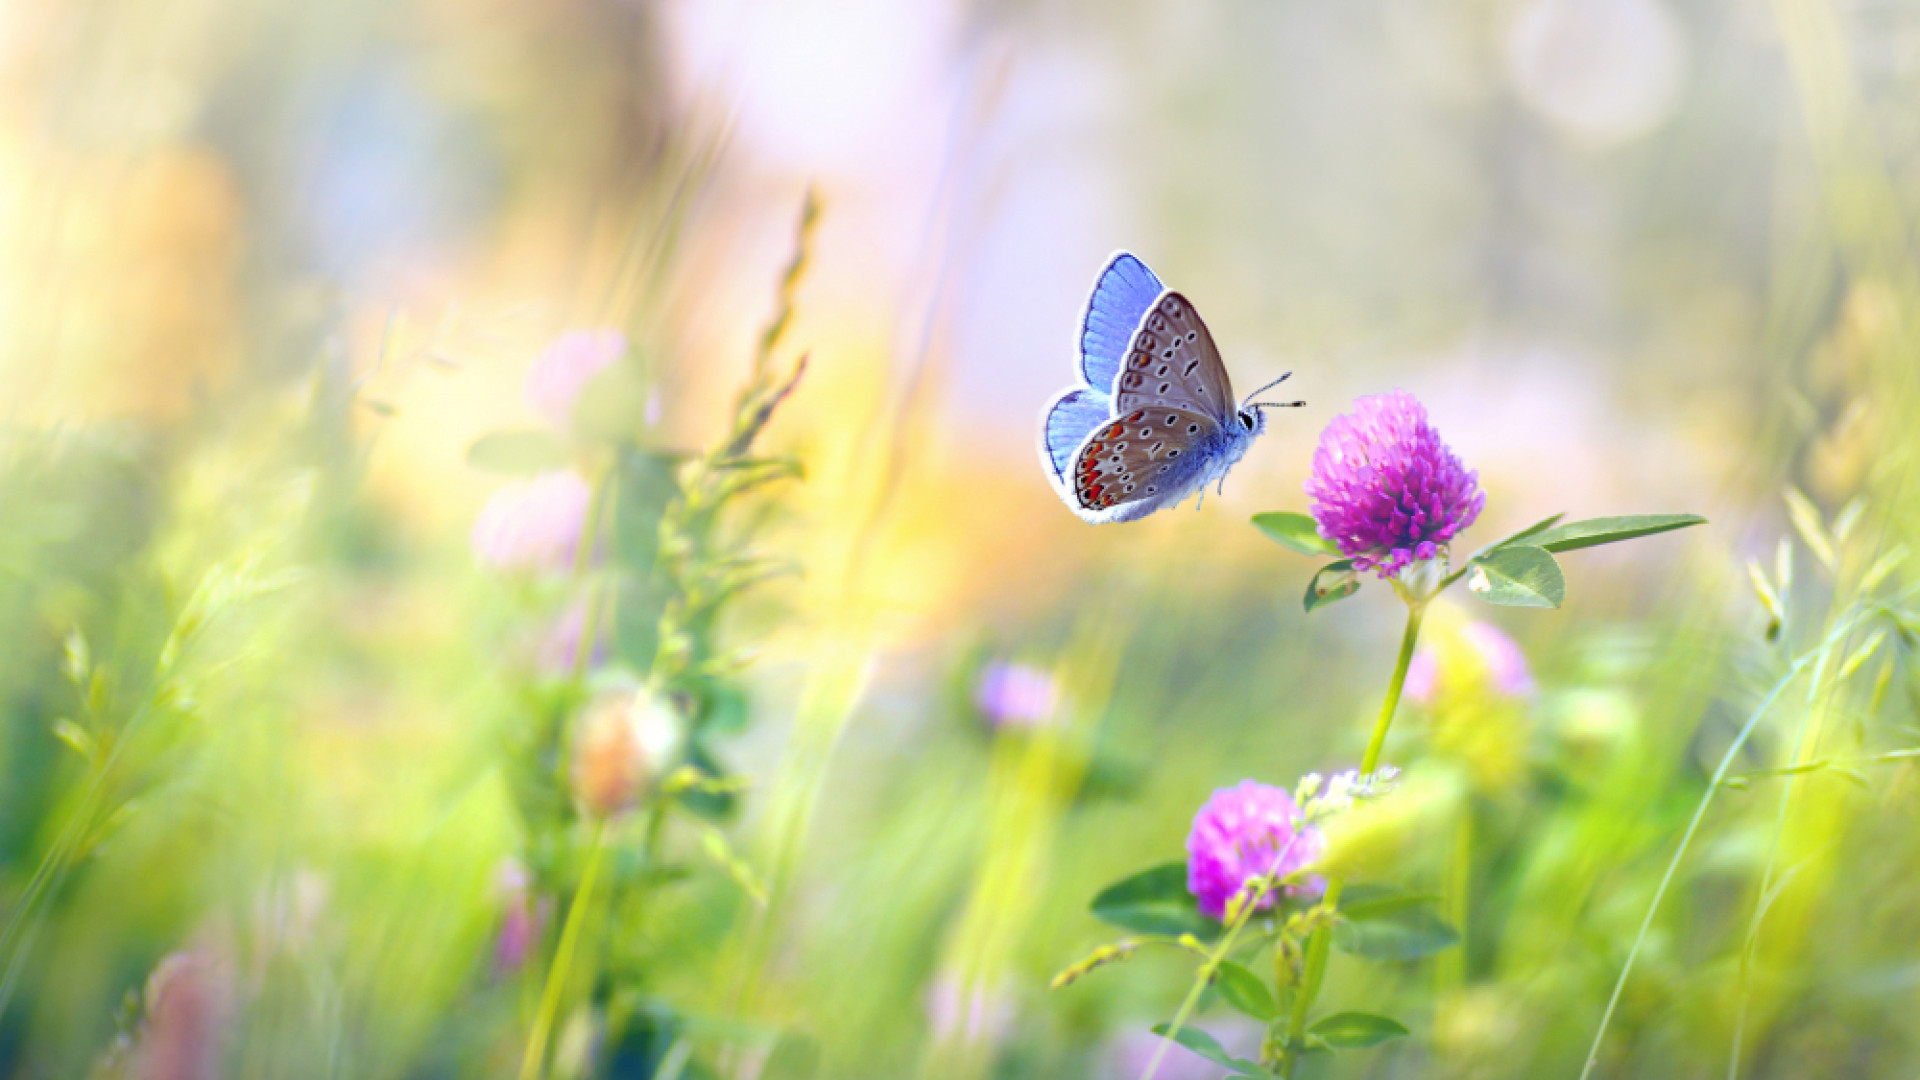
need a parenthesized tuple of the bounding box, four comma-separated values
(973, 662, 1060, 730)
(470, 470, 591, 574)
(570, 689, 684, 818)
(1305, 391, 1485, 579)
(526, 328, 626, 428)
(1186, 781, 1325, 921)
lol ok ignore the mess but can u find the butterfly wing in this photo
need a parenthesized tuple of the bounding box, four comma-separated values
(1112, 292, 1236, 424)
(1039, 387, 1111, 484)
(1079, 253, 1165, 390)
(1066, 405, 1223, 522)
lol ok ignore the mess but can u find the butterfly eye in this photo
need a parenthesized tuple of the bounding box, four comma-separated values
(1238, 411, 1254, 429)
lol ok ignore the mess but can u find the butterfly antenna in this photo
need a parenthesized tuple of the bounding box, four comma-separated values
(1252, 400, 1306, 409)
(1243, 372, 1293, 401)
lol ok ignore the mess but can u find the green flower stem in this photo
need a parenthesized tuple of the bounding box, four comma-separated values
(519, 822, 608, 1080)
(1361, 602, 1425, 778)
(1281, 601, 1425, 1078)
(1138, 838, 1300, 1080)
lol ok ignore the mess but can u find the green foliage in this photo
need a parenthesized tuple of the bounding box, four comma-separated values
(1147, 1023, 1267, 1076)
(1333, 885, 1460, 960)
(1465, 545, 1566, 608)
(1528, 514, 1707, 553)
(1303, 560, 1361, 612)
(1252, 513, 1339, 556)
(1212, 960, 1278, 1022)
(1089, 863, 1221, 942)
(1308, 1011, 1408, 1049)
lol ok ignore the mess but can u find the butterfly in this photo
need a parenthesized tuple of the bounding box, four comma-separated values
(1039, 252, 1301, 523)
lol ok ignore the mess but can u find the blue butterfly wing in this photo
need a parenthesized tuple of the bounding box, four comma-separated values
(1067, 405, 1227, 520)
(1079, 253, 1165, 390)
(1041, 388, 1111, 483)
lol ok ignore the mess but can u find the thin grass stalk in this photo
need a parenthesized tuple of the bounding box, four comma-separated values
(1579, 611, 1872, 1080)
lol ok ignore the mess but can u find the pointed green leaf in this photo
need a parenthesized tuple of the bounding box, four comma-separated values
(1304, 559, 1361, 613)
(1308, 1012, 1410, 1049)
(1212, 960, 1278, 1022)
(1529, 513, 1707, 553)
(1252, 513, 1339, 556)
(1339, 885, 1443, 923)
(1333, 886, 1459, 960)
(1465, 546, 1565, 608)
(1090, 863, 1220, 942)
(1473, 512, 1566, 557)
(466, 430, 573, 475)
(1147, 1023, 1266, 1075)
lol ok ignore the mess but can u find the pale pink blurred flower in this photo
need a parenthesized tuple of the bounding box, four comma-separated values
(137, 946, 234, 1080)
(535, 602, 607, 675)
(471, 470, 591, 573)
(493, 859, 548, 976)
(1462, 622, 1536, 697)
(525, 329, 626, 428)
(1406, 620, 1536, 705)
(925, 973, 1015, 1048)
(973, 662, 1059, 730)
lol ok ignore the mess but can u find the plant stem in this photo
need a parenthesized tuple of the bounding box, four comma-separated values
(1138, 838, 1299, 1080)
(1280, 601, 1425, 1078)
(519, 822, 608, 1080)
(1361, 603, 1425, 778)
(1578, 614, 1865, 1080)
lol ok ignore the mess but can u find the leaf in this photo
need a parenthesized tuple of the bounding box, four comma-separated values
(1212, 960, 1277, 1022)
(1147, 1024, 1265, 1075)
(1090, 863, 1220, 942)
(1308, 1012, 1410, 1049)
(1303, 560, 1361, 613)
(1527, 514, 1707, 553)
(1252, 513, 1339, 556)
(1473, 512, 1566, 556)
(1333, 886, 1458, 960)
(466, 430, 573, 475)
(761, 1031, 820, 1080)
(1339, 887, 1443, 923)
(1465, 546, 1565, 609)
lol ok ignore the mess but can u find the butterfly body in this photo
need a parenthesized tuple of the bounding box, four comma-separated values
(1038, 253, 1297, 524)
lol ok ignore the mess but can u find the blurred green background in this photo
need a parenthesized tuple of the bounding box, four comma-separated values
(0, 0, 1917, 1077)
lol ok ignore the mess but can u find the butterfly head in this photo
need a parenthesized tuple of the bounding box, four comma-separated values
(1241, 372, 1305, 436)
